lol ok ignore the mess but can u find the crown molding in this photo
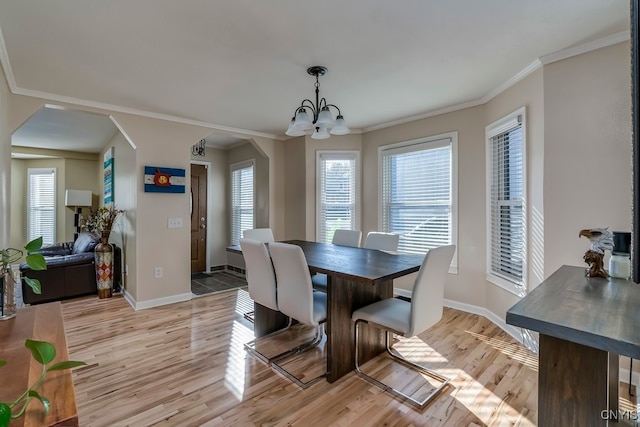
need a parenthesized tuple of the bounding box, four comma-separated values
(0, 27, 16, 90)
(539, 30, 630, 65)
(0, 26, 631, 139)
(363, 31, 630, 134)
(362, 98, 485, 133)
(10, 86, 285, 141)
(482, 59, 542, 104)
(0, 25, 284, 142)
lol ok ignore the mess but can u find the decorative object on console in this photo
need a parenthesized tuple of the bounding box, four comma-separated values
(609, 231, 631, 279)
(579, 227, 614, 278)
(192, 139, 206, 157)
(64, 189, 92, 241)
(143, 166, 186, 193)
(285, 66, 350, 139)
(85, 206, 124, 298)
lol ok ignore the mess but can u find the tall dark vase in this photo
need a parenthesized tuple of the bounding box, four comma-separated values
(95, 234, 113, 299)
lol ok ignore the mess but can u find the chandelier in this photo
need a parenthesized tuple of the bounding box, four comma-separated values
(285, 66, 350, 139)
(192, 139, 206, 157)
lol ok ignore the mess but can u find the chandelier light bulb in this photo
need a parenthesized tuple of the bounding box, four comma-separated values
(330, 115, 350, 135)
(286, 117, 306, 136)
(311, 126, 330, 140)
(292, 108, 313, 131)
(316, 107, 334, 127)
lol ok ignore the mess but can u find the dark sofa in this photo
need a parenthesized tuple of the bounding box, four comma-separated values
(20, 232, 121, 304)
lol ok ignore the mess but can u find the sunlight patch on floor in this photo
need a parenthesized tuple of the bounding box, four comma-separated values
(224, 319, 253, 400)
(466, 330, 538, 371)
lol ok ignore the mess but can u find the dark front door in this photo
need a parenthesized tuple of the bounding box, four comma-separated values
(190, 164, 207, 273)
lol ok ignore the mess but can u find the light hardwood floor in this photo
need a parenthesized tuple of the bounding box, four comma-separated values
(61, 290, 543, 426)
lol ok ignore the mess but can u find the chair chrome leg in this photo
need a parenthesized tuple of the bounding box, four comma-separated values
(270, 324, 327, 389)
(354, 320, 450, 409)
(244, 317, 303, 365)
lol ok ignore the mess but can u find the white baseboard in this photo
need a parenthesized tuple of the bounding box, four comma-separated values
(393, 288, 527, 347)
(123, 291, 192, 310)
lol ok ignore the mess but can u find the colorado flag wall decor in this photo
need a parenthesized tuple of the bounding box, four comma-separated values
(144, 166, 186, 193)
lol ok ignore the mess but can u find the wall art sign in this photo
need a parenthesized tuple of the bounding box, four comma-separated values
(144, 166, 186, 193)
(104, 147, 114, 206)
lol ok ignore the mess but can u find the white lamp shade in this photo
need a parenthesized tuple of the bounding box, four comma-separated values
(316, 107, 334, 127)
(330, 115, 350, 135)
(65, 189, 92, 207)
(311, 127, 330, 140)
(292, 108, 313, 130)
(286, 118, 306, 136)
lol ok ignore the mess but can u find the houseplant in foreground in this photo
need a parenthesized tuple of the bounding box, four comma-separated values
(1, 237, 47, 319)
(0, 339, 86, 426)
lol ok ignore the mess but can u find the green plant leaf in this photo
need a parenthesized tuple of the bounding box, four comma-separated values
(48, 361, 87, 371)
(0, 360, 6, 368)
(24, 237, 43, 252)
(22, 277, 41, 294)
(0, 402, 11, 427)
(24, 340, 56, 365)
(25, 253, 47, 271)
(27, 390, 50, 415)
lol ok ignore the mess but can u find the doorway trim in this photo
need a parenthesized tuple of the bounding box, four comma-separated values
(190, 159, 212, 273)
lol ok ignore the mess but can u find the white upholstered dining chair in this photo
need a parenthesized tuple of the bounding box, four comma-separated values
(269, 242, 327, 388)
(351, 244, 456, 408)
(331, 229, 362, 247)
(243, 228, 274, 242)
(240, 238, 294, 364)
(363, 231, 399, 251)
(312, 229, 362, 292)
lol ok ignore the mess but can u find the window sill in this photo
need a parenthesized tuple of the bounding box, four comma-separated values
(487, 273, 526, 298)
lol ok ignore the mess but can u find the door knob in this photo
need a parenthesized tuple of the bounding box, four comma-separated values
(200, 224, 206, 229)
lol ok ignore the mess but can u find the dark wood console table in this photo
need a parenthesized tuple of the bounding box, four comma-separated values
(0, 302, 79, 426)
(506, 265, 640, 426)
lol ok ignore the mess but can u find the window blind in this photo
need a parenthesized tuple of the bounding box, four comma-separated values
(28, 168, 56, 246)
(381, 138, 452, 254)
(231, 161, 254, 246)
(488, 116, 524, 285)
(317, 152, 357, 243)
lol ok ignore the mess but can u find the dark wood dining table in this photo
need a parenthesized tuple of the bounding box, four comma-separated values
(230, 239, 425, 383)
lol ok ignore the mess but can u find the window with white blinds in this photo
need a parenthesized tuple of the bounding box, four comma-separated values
(27, 168, 56, 246)
(486, 107, 526, 295)
(379, 133, 457, 269)
(230, 160, 254, 246)
(316, 151, 359, 243)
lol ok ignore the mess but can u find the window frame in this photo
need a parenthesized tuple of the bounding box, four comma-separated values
(485, 106, 527, 296)
(316, 150, 361, 243)
(230, 159, 255, 246)
(377, 132, 458, 273)
(27, 167, 57, 246)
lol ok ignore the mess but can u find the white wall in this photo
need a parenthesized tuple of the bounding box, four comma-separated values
(544, 42, 632, 277)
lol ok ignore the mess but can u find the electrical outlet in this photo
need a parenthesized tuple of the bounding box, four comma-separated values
(168, 217, 183, 228)
(154, 267, 163, 278)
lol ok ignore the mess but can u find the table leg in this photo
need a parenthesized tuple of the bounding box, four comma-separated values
(326, 276, 393, 383)
(253, 302, 289, 338)
(538, 334, 610, 427)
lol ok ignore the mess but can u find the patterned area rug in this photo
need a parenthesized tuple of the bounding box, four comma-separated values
(191, 271, 247, 296)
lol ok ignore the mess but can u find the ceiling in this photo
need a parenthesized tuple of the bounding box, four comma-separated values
(0, 1, 630, 153)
